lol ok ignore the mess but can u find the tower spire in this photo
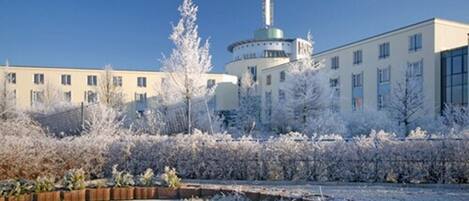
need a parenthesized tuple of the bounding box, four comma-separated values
(263, 0, 274, 28)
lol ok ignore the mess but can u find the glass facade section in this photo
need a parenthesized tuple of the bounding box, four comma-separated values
(441, 46, 468, 108)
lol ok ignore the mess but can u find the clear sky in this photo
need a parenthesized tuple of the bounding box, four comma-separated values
(1, 0, 469, 72)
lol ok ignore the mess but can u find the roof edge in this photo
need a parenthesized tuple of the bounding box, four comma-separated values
(314, 18, 441, 56)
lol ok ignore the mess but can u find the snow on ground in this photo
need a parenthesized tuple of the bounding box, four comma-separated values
(185, 180, 469, 201)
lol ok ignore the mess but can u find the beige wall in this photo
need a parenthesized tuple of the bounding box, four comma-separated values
(1, 65, 238, 111)
(255, 18, 469, 124)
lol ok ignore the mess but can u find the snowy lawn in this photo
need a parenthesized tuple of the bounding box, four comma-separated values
(184, 180, 469, 201)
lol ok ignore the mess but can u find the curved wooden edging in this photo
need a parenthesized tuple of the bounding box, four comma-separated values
(1, 185, 329, 201)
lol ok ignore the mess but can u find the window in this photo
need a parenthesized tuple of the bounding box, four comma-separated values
(278, 89, 285, 102)
(86, 91, 98, 103)
(331, 56, 340, 69)
(137, 77, 147, 87)
(64, 91, 72, 102)
(330, 78, 339, 88)
(264, 50, 287, 58)
(280, 71, 286, 82)
(266, 74, 272, 86)
(378, 67, 391, 83)
(407, 60, 423, 78)
(113, 76, 123, 87)
(409, 33, 422, 52)
(377, 94, 390, 110)
(7, 73, 16, 84)
(248, 66, 257, 82)
(352, 73, 363, 88)
(352, 97, 363, 111)
(61, 74, 71, 85)
(87, 75, 97, 86)
(32, 91, 44, 106)
(136, 93, 147, 104)
(379, 42, 390, 59)
(207, 79, 216, 89)
(34, 74, 44, 85)
(353, 50, 363, 65)
(265, 91, 272, 118)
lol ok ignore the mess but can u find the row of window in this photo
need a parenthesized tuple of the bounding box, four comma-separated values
(235, 50, 289, 61)
(6, 73, 216, 89)
(31, 90, 149, 105)
(350, 61, 423, 111)
(329, 33, 422, 69)
(266, 71, 286, 86)
(234, 42, 291, 51)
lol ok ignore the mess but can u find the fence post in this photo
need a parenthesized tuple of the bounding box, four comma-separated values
(80, 102, 85, 129)
(441, 138, 447, 184)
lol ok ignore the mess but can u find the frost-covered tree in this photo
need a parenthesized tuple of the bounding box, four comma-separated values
(98, 64, 125, 109)
(440, 104, 469, 135)
(161, 0, 213, 134)
(235, 72, 261, 135)
(31, 82, 71, 114)
(0, 60, 17, 120)
(305, 109, 347, 136)
(84, 104, 125, 136)
(278, 33, 328, 132)
(344, 110, 399, 137)
(387, 71, 425, 135)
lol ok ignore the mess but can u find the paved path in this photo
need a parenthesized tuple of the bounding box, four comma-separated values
(185, 180, 469, 201)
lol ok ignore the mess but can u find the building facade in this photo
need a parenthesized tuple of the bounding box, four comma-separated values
(226, 17, 469, 124)
(1, 65, 239, 114)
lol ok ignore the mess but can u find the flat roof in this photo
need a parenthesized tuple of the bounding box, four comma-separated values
(0, 64, 228, 75)
(314, 18, 469, 56)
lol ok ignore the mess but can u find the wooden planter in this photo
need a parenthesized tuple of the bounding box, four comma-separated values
(110, 187, 134, 200)
(35, 191, 61, 201)
(86, 188, 111, 201)
(62, 190, 86, 201)
(178, 186, 200, 199)
(157, 187, 178, 199)
(6, 194, 32, 201)
(134, 187, 157, 199)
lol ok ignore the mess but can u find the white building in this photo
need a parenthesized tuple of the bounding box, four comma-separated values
(225, 0, 469, 124)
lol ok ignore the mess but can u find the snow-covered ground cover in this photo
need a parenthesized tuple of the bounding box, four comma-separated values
(186, 180, 469, 201)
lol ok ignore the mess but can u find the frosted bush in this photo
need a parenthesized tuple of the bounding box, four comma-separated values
(161, 166, 181, 188)
(63, 169, 86, 191)
(1, 128, 468, 184)
(111, 165, 134, 187)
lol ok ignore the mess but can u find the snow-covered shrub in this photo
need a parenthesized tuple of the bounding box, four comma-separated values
(161, 167, 181, 188)
(63, 169, 86, 191)
(84, 104, 125, 136)
(6, 180, 33, 197)
(0, 113, 45, 137)
(344, 111, 400, 137)
(138, 168, 154, 187)
(34, 176, 55, 193)
(1, 128, 468, 184)
(111, 165, 134, 187)
(305, 110, 347, 136)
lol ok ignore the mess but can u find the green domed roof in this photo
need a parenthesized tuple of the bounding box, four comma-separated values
(254, 27, 284, 40)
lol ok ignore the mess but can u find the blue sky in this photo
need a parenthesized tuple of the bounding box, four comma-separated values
(1, 0, 469, 72)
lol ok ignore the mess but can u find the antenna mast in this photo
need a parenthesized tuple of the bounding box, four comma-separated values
(263, 0, 274, 28)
